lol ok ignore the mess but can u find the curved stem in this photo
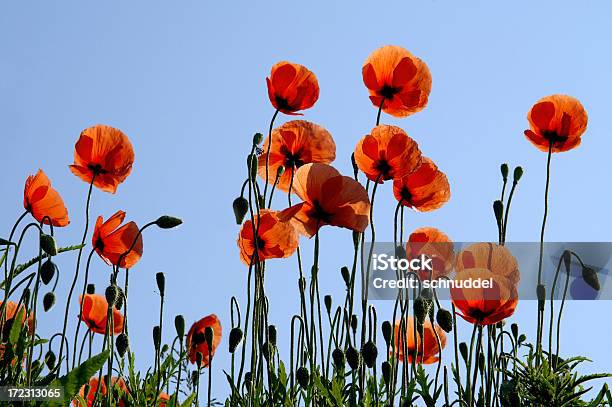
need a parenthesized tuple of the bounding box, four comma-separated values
(262, 109, 280, 202)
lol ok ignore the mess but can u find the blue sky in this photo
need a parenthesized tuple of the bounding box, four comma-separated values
(1, 1, 611, 402)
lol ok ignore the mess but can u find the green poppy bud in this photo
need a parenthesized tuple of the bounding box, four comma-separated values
(175, 315, 185, 339)
(346, 346, 360, 370)
(45, 350, 56, 370)
(105, 285, 118, 307)
(436, 308, 453, 333)
(155, 215, 183, 229)
(332, 348, 345, 370)
(493, 200, 503, 229)
(40, 234, 57, 256)
(324, 295, 332, 315)
(153, 326, 161, 350)
(500, 163, 509, 181)
(341, 266, 351, 288)
(362, 341, 378, 369)
(156, 272, 165, 297)
(229, 327, 243, 353)
(382, 361, 391, 385)
(511, 323, 518, 340)
(268, 325, 277, 346)
(296, 366, 310, 388)
(40, 259, 57, 285)
(204, 326, 214, 351)
(381, 320, 392, 346)
(232, 197, 249, 224)
(252, 132, 264, 146)
(459, 342, 468, 364)
(43, 292, 55, 312)
(513, 166, 523, 183)
(116, 333, 129, 357)
(582, 266, 600, 291)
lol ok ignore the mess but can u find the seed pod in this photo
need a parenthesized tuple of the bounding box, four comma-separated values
(204, 326, 214, 350)
(153, 326, 161, 350)
(413, 297, 428, 324)
(341, 266, 351, 288)
(511, 323, 518, 340)
(45, 350, 56, 370)
(155, 215, 183, 229)
(156, 272, 165, 297)
(232, 197, 249, 224)
(436, 308, 453, 333)
(40, 234, 57, 256)
(582, 266, 600, 291)
(252, 132, 264, 145)
(493, 200, 503, 228)
(229, 327, 243, 353)
(324, 295, 332, 314)
(500, 163, 509, 181)
(332, 348, 345, 370)
(362, 341, 378, 369)
(459, 342, 468, 364)
(87, 284, 96, 294)
(346, 346, 360, 370)
(296, 367, 310, 388)
(105, 285, 118, 306)
(381, 361, 391, 385)
(381, 321, 392, 346)
(513, 166, 523, 183)
(116, 333, 129, 357)
(175, 315, 185, 339)
(43, 292, 55, 311)
(40, 259, 57, 285)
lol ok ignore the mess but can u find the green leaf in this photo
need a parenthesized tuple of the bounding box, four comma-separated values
(48, 349, 109, 406)
(180, 393, 196, 407)
(9, 306, 25, 345)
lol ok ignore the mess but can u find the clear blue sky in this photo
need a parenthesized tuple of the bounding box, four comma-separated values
(1, 1, 611, 402)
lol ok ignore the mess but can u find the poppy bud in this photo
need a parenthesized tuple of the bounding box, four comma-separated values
(324, 295, 332, 315)
(500, 163, 509, 181)
(40, 234, 57, 256)
(229, 327, 243, 353)
(352, 231, 360, 249)
(381, 321, 392, 346)
(395, 245, 406, 259)
(332, 348, 345, 370)
(511, 323, 518, 340)
(45, 350, 56, 370)
(114, 287, 124, 310)
(413, 297, 428, 325)
(43, 292, 55, 311)
(296, 366, 310, 388)
(478, 352, 485, 374)
(191, 370, 199, 383)
(162, 344, 169, 354)
(244, 371, 252, 389)
(156, 272, 165, 297)
(562, 250, 572, 273)
(513, 166, 523, 183)
(350, 315, 358, 334)
(105, 285, 118, 307)
(253, 132, 264, 146)
(582, 266, 600, 291)
(421, 288, 433, 300)
(195, 352, 203, 368)
(362, 341, 378, 369)
(350, 153, 359, 179)
(247, 154, 258, 181)
(232, 197, 249, 224)
(116, 333, 129, 357)
(500, 379, 520, 406)
(536, 284, 546, 311)
(381, 361, 391, 385)
(268, 325, 277, 346)
(436, 308, 453, 333)
(257, 194, 265, 208)
(153, 325, 161, 350)
(493, 200, 503, 228)
(175, 315, 185, 339)
(459, 342, 468, 364)
(22, 288, 31, 306)
(276, 166, 285, 177)
(346, 346, 360, 370)
(155, 215, 182, 229)
(87, 284, 95, 294)
(261, 341, 272, 361)
(204, 326, 214, 351)
(298, 277, 306, 292)
(341, 266, 351, 288)
(40, 259, 57, 285)
(518, 334, 526, 344)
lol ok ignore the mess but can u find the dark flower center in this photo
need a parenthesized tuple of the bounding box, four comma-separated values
(311, 200, 333, 224)
(375, 159, 392, 179)
(400, 187, 413, 203)
(380, 85, 400, 99)
(284, 150, 304, 169)
(192, 331, 206, 347)
(541, 131, 568, 146)
(275, 96, 293, 111)
(94, 238, 105, 251)
(87, 163, 108, 175)
(255, 236, 266, 250)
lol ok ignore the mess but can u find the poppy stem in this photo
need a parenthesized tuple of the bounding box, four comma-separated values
(72, 249, 95, 368)
(376, 98, 385, 126)
(501, 179, 519, 244)
(262, 109, 280, 203)
(155, 285, 165, 406)
(547, 254, 564, 364)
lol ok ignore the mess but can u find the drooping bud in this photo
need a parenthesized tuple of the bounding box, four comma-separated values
(493, 200, 504, 229)
(153, 326, 161, 350)
(156, 272, 165, 297)
(341, 266, 351, 288)
(346, 346, 360, 370)
(518, 334, 526, 344)
(40, 259, 57, 285)
(296, 367, 310, 388)
(268, 325, 277, 346)
(252, 132, 264, 146)
(116, 333, 129, 357)
(86, 284, 95, 294)
(114, 287, 125, 310)
(229, 327, 243, 353)
(332, 348, 345, 370)
(324, 295, 332, 315)
(232, 197, 249, 224)
(204, 326, 214, 351)
(276, 166, 285, 177)
(43, 292, 55, 311)
(45, 350, 56, 370)
(413, 297, 428, 325)
(511, 323, 518, 340)
(105, 285, 118, 307)
(436, 308, 453, 333)
(381, 361, 391, 385)
(500, 163, 509, 181)
(40, 234, 57, 256)
(582, 266, 600, 291)
(459, 342, 468, 364)
(513, 166, 523, 183)
(381, 321, 392, 346)
(155, 215, 183, 229)
(362, 341, 378, 369)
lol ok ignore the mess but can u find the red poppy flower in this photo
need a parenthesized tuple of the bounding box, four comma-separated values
(186, 314, 222, 367)
(280, 163, 370, 237)
(23, 169, 70, 227)
(455, 243, 520, 286)
(451, 268, 518, 326)
(354, 125, 422, 183)
(75, 376, 129, 407)
(267, 62, 319, 114)
(92, 210, 143, 269)
(237, 210, 299, 265)
(78, 294, 124, 335)
(362, 45, 432, 117)
(0, 301, 34, 341)
(69, 124, 135, 193)
(524, 94, 588, 153)
(392, 316, 446, 364)
(257, 120, 336, 192)
(158, 393, 170, 407)
(393, 157, 450, 211)
(406, 227, 454, 281)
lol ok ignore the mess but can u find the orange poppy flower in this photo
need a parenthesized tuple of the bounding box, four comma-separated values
(257, 120, 336, 192)
(92, 210, 143, 269)
(406, 227, 454, 281)
(237, 210, 299, 265)
(392, 316, 446, 364)
(455, 243, 520, 286)
(280, 163, 370, 237)
(69, 124, 135, 193)
(78, 294, 124, 335)
(0, 301, 34, 341)
(362, 45, 432, 117)
(23, 169, 70, 227)
(524, 94, 588, 153)
(354, 125, 421, 183)
(267, 62, 319, 114)
(186, 314, 222, 367)
(75, 376, 129, 407)
(451, 268, 518, 326)
(393, 157, 450, 211)
(158, 393, 170, 407)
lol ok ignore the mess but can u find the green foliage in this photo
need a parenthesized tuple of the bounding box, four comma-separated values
(49, 350, 109, 407)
